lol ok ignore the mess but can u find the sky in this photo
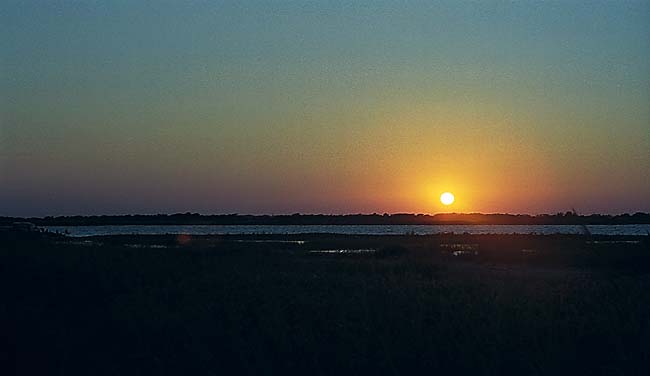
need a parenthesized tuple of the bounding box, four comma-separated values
(1, 0, 649, 216)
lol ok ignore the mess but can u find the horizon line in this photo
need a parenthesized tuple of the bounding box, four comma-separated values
(3, 211, 650, 218)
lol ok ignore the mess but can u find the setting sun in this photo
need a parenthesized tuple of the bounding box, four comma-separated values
(440, 192, 455, 206)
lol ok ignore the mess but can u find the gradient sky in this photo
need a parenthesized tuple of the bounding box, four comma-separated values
(2, 0, 649, 216)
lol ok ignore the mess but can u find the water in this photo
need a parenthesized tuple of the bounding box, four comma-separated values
(45, 224, 650, 237)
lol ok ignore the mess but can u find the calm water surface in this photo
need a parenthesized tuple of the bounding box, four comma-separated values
(46, 224, 650, 237)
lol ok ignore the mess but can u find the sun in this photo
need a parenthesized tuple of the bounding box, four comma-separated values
(440, 192, 455, 206)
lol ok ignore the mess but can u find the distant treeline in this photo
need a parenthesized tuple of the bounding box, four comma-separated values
(2, 212, 650, 226)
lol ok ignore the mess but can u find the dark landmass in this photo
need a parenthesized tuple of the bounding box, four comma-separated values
(2, 230, 650, 374)
(2, 211, 650, 226)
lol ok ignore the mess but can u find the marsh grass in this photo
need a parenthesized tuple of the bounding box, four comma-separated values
(2, 233, 650, 375)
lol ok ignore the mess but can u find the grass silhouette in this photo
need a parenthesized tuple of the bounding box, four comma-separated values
(2, 232, 650, 375)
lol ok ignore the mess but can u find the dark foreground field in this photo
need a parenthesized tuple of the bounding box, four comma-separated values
(2, 232, 650, 375)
